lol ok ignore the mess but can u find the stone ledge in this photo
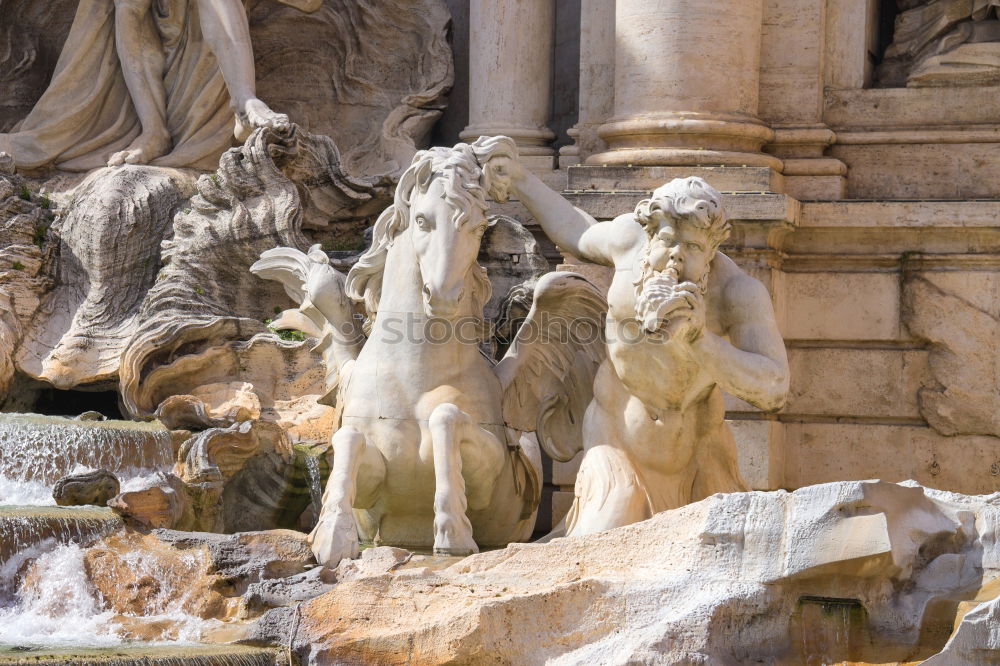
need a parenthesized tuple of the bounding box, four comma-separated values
(566, 165, 784, 193)
(801, 200, 1000, 228)
(563, 191, 800, 224)
(782, 422, 1000, 495)
(825, 85, 1000, 128)
(785, 227, 1000, 256)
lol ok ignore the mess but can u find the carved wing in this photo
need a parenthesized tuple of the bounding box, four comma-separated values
(251, 244, 365, 403)
(494, 272, 607, 462)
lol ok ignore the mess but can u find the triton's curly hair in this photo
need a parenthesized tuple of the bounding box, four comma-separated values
(633, 177, 730, 248)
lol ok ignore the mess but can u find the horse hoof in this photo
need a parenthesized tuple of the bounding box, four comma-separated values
(433, 545, 478, 557)
(309, 509, 360, 567)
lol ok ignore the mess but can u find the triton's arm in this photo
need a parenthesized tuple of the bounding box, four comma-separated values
(487, 157, 636, 267)
(692, 269, 789, 411)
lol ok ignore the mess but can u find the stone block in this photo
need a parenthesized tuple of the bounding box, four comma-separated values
(801, 200, 1000, 230)
(785, 348, 927, 420)
(759, 0, 825, 124)
(825, 85, 1000, 128)
(784, 272, 900, 341)
(782, 174, 846, 201)
(787, 200, 1000, 256)
(832, 142, 1000, 200)
(782, 422, 1000, 495)
(728, 418, 784, 491)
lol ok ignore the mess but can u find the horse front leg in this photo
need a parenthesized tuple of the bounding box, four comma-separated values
(309, 425, 383, 567)
(428, 403, 490, 556)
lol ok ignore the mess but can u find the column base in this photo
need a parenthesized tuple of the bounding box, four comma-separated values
(587, 113, 782, 170)
(459, 124, 555, 158)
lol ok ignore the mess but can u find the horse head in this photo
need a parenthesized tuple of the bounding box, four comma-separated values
(346, 136, 517, 325)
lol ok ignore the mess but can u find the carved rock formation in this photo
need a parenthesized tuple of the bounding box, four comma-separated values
(0, 2, 76, 131)
(904, 272, 1000, 437)
(248, 0, 454, 181)
(0, 155, 53, 402)
(80, 528, 315, 635)
(17, 166, 197, 389)
(118, 125, 370, 418)
(110, 419, 315, 534)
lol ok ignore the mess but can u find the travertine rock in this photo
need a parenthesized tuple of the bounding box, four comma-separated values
(924, 595, 1000, 664)
(877, 0, 1000, 88)
(52, 469, 120, 507)
(16, 165, 197, 389)
(176, 420, 291, 487)
(119, 125, 371, 418)
(81, 528, 315, 632)
(241, 565, 336, 615)
(282, 481, 1000, 665)
(250, 0, 454, 180)
(0, 158, 53, 402)
(329, 546, 411, 583)
(108, 472, 189, 530)
(111, 419, 313, 533)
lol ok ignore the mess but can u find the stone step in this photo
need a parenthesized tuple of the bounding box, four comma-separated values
(0, 644, 279, 665)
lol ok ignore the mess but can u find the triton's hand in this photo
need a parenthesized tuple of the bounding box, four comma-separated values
(668, 282, 706, 343)
(482, 155, 526, 203)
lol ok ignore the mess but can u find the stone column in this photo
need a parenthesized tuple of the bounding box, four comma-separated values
(460, 0, 555, 169)
(559, 0, 615, 168)
(588, 0, 780, 170)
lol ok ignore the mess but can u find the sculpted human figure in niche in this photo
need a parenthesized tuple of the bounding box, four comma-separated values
(0, 0, 319, 171)
(486, 157, 790, 537)
(878, 0, 1000, 87)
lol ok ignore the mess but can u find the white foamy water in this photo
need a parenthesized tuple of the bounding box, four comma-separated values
(0, 543, 122, 646)
(0, 542, 222, 648)
(0, 413, 174, 506)
(0, 507, 122, 600)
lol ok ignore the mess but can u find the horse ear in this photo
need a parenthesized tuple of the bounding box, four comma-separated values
(414, 158, 434, 191)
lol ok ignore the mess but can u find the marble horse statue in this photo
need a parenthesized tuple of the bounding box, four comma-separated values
(252, 136, 606, 565)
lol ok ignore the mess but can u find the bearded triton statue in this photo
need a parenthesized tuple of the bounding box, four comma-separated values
(878, 0, 1000, 87)
(0, 0, 320, 171)
(485, 153, 790, 538)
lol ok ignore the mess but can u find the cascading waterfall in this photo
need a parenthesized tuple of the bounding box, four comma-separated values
(0, 543, 121, 647)
(0, 539, 226, 650)
(304, 455, 323, 520)
(0, 507, 122, 598)
(0, 413, 174, 506)
(0, 413, 214, 654)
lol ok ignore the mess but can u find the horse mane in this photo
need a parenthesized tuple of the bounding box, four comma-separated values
(346, 141, 502, 331)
